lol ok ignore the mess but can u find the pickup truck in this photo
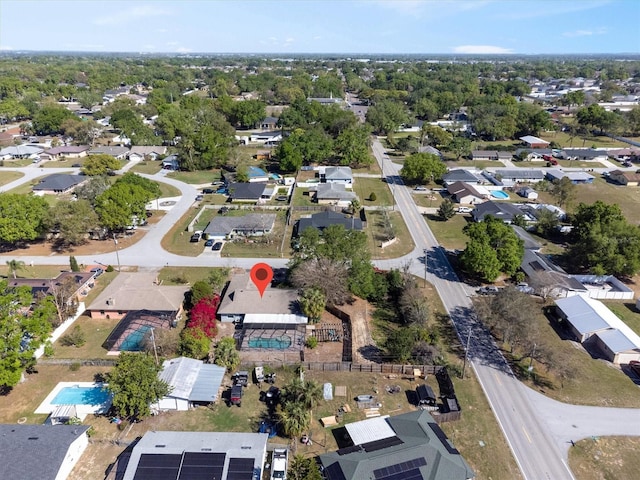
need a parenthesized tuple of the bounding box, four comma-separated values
(230, 385, 243, 407)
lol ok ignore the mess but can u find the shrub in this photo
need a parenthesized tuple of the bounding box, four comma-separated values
(43, 342, 54, 357)
(69, 362, 81, 371)
(60, 326, 86, 347)
(179, 328, 211, 360)
(305, 336, 318, 349)
(105, 265, 114, 272)
(369, 192, 377, 201)
(187, 295, 220, 338)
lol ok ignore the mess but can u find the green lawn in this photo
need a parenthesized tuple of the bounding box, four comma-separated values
(1, 158, 32, 167)
(158, 266, 230, 286)
(538, 131, 629, 148)
(130, 161, 163, 175)
(412, 191, 444, 209)
(365, 210, 415, 259)
(0, 170, 24, 186)
(42, 158, 87, 168)
(161, 205, 212, 257)
(555, 159, 606, 169)
(353, 177, 393, 206)
(291, 185, 316, 207)
(6, 175, 49, 194)
(425, 213, 469, 250)
(444, 160, 503, 169)
(50, 315, 115, 359)
(220, 210, 289, 258)
(167, 170, 221, 184)
(603, 301, 640, 337)
(156, 181, 181, 198)
(0, 264, 69, 280)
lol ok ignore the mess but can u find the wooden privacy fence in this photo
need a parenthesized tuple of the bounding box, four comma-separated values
(38, 358, 117, 367)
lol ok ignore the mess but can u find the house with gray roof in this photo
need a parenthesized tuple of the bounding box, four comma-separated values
(442, 169, 482, 186)
(0, 144, 44, 159)
(447, 181, 489, 204)
(471, 201, 532, 223)
(32, 174, 87, 195)
(42, 145, 89, 160)
(319, 410, 474, 480)
(545, 169, 594, 184)
(87, 145, 129, 159)
(122, 430, 268, 480)
(295, 210, 363, 236)
(0, 424, 89, 480)
(314, 183, 357, 206)
(154, 357, 226, 411)
(127, 145, 167, 161)
(203, 213, 276, 240)
(520, 135, 549, 148)
(321, 166, 353, 185)
(490, 168, 546, 183)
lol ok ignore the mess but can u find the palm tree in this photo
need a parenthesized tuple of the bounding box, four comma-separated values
(6, 259, 25, 279)
(278, 402, 311, 452)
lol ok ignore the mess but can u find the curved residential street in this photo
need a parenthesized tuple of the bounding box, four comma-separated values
(2, 146, 640, 479)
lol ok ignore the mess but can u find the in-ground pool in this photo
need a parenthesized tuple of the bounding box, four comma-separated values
(248, 336, 292, 350)
(52, 385, 112, 406)
(119, 325, 152, 351)
(491, 190, 509, 199)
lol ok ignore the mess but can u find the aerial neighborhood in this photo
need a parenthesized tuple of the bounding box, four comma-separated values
(1, 46, 640, 480)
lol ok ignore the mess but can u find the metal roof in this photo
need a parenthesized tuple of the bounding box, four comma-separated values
(595, 329, 638, 354)
(346, 416, 395, 445)
(555, 295, 612, 335)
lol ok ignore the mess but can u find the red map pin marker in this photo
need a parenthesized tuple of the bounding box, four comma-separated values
(250, 263, 273, 298)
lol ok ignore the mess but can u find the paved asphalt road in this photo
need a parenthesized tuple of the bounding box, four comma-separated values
(2, 151, 640, 478)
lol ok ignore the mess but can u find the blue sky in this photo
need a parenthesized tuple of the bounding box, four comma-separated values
(1, 0, 638, 54)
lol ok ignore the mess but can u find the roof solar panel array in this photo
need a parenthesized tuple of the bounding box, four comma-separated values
(227, 457, 254, 480)
(373, 457, 427, 480)
(134, 452, 232, 480)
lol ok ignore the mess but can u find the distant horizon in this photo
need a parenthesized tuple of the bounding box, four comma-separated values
(1, 1, 638, 55)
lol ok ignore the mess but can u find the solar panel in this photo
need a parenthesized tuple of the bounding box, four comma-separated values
(177, 452, 226, 480)
(428, 422, 460, 455)
(373, 457, 427, 480)
(177, 466, 222, 480)
(323, 462, 348, 480)
(227, 457, 254, 480)
(134, 453, 182, 480)
(336, 445, 361, 456)
(361, 436, 404, 452)
(182, 452, 226, 467)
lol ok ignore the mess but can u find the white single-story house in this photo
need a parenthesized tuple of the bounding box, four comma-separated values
(162, 154, 180, 170)
(520, 135, 550, 149)
(545, 169, 594, 184)
(127, 146, 167, 161)
(203, 213, 276, 240)
(447, 181, 489, 204)
(442, 169, 483, 186)
(555, 295, 640, 364)
(313, 183, 357, 206)
(249, 130, 282, 144)
(88, 146, 129, 159)
(0, 424, 89, 480)
(154, 357, 226, 411)
(0, 144, 44, 160)
(609, 169, 640, 186)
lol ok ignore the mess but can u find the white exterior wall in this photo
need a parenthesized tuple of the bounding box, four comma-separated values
(616, 352, 640, 364)
(54, 432, 88, 480)
(156, 396, 190, 411)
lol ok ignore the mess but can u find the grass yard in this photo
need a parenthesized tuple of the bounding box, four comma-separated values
(1, 158, 33, 167)
(156, 181, 181, 198)
(130, 161, 163, 175)
(555, 159, 606, 168)
(0, 264, 68, 279)
(221, 211, 289, 258)
(353, 177, 393, 206)
(50, 315, 116, 359)
(536, 177, 640, 223)
(158, 266, 230, 286)
(291, 185, 316, 207)
(538, 131, 629, 148)
(412, 191, 444, 209)
(352, 157, 381, 175)
(167, 169, 221, 184)
(161, 205, 211, 256)
(365, 210, 415, 259)
(568, 436, 640, 480)
(444, 160, 501, 169)
(425, 213, 469, 250)
(0, 170, 23, 185)
(42, 158, 87, 168)
(6, 174, 49, 194)
(603, 301, 640, 336)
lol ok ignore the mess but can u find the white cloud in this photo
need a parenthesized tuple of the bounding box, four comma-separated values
(499, 0, 611, 20)
(452, 45, 514, 54)
(175, 47, 192, 53)
(563, 27, 607, 38)
(371, 0, 491, 18)
(0, 45, 14, 51)
(166, 41, 179, 46)
(93, 5, 171, 26)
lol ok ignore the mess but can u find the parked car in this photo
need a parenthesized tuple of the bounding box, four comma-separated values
(477, 286, 500, 295)
(457, 207, 473, 214)
(265, 386, 280, 409)
(204, 239, 214, 247)
(212, 242, 223, 251)
(90, 267, 104, 277)
(414, 186, 427, 191)
(215, 187, 227, 194)
(516, 283, 535, 294)
(202, 188, 214, 194)
(622, 161, 632, 167)
(270, 448, 288, 480)
(190, 233, 201, 243)
(195, 194, 204, 201)
(72, 163, 82, 168)
(229, 385, 243, 407)
(275, 195, 288, 202)
(232, 371, 249, 387)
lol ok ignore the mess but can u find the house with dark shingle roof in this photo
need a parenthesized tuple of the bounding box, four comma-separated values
(471, 201, 532, 223)
(32, 174, 87, 195)
(319, 410, 474, 480)
(227, 182, 267, 203)
(295, 211, 363, 236)
(0, 424, 89, 480)
(42, 145, 89, 160)
(313, 183, 357, 205)
(442, 169, 483, 186)
(87, 145, 129, 159)
(446, 181, 488, 204)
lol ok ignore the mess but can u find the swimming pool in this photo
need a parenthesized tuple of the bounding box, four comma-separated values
(120, 325, 152, 351)
(491, 190, 509, 199)
(52, 385, 112, 406)
(248, 336, 292, 350)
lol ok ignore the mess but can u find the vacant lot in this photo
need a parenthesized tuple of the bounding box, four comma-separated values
(167, 170, 221, 184)
(539, 131, 629, 148)
(364, 210, 415, 259)
(130, 161, 163, 175)
(569, 436, 640, 480)
(0, 170, 23, 186)
(352, 177, 393, 206)
(425, 213, 470, 251)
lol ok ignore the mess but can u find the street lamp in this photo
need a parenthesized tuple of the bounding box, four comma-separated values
(112, 233, 121, 272)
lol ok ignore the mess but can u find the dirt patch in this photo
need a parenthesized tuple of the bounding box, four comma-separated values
(334, 298, 381, 364)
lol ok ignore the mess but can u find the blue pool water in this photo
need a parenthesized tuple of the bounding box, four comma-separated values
(52, 386, 112, 405)
(120, 325, 152, 351)
(248, 336, 292, 350)
(491, 190, 509, 199)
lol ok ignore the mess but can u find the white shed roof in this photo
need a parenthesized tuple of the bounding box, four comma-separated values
(159, 357, 225, 403)
(345, 416, 395, 446)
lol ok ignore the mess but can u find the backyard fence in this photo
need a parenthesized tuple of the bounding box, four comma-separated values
(38, 358, 118, 367)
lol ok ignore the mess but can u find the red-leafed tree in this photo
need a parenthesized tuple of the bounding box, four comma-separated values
(187, 295, 220, 338)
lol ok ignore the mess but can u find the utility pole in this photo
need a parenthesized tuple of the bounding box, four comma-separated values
(112, 233, 121, 272)
(423, 249, 428, 288)
(461, 326, 472, 379)
(528, 343, 537, 372)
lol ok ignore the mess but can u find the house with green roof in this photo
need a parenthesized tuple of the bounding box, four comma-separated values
(319, 410, 474, 480)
